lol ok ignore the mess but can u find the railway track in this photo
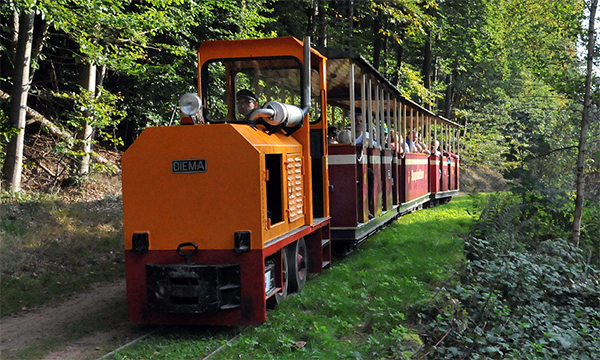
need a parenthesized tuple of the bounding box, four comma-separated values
(95, 326, 251, 360)
(96, 329, 159, 360)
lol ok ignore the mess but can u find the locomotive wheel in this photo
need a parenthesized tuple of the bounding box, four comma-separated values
(267, 247, 288, 308)
(287, 238, 308, 293)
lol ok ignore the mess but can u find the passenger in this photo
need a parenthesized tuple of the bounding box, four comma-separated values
(328, 126, 339, 144)
(236, 89, 259, 118)
(406, 130, 419, 152)
(352, 111, 375, 219)
(415, 133, 424, 153)
(383, 124, 389, 147)
(431, 140, 442, 156)
(389, 129, 405, 154)
(398, 134, 409, 155)
(337, 129, 352, 144)
(396, 134, 403, 154)
(389, 129, 398, 151)
(442, 147, 451, 158)
(355, 112, 377, 146)
(418, 133, 431, 155)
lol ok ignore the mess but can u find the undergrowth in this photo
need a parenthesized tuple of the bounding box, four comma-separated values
(419, 193, 600, 359)
(0, 174, 124, 317)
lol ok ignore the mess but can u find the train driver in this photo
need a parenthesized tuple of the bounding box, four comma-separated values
(236, 90, 259, 119)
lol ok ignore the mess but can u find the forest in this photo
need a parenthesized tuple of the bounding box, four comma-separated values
(1, 0, 599, 357)
(3, 0, 598, 250)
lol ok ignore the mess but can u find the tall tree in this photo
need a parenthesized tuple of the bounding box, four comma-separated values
(77, 63, 96, 176)
(2, 8, 34, 192)
(572, 0, 598, 247)
(317, 0, 327, 47)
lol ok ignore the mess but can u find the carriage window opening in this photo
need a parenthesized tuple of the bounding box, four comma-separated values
(265, 154, 283, 225)
(203, 57, 303, 124)
(309, 68, 322, 124)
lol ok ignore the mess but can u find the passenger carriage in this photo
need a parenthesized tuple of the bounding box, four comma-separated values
(320, 48, 461, 247)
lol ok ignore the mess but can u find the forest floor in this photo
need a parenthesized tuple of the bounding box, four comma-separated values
(0, 138, 506, 360)
(0, 280, 152, 360)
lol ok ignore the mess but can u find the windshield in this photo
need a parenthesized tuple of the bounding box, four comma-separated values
(202, 57, 304, 123)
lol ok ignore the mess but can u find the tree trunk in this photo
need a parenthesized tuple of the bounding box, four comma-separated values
(422, 32, 433, 111)
(394, 40, 404, 87)
(372, 23, 382, 69)
(306, 0, 316, 39)
(29, 16, 49, 83)
(11, 11, 19, 60)
(77, 63, 96, 176)
(572, 0, 598, 247)
(373, 37, 382, 70)
(2, 10, 35, 192)
(422, 34, 432, 90)
(347, 0, 354, 51)
(444, 73, 453, 119)
(318, 0, 327, 47)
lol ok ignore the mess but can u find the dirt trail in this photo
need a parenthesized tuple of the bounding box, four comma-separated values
(0, 279, 148, 360)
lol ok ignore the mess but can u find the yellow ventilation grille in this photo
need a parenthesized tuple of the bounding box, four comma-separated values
(287, 153, 304, 222)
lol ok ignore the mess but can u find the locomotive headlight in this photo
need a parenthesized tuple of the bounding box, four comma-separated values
(179, 93, 202, 116)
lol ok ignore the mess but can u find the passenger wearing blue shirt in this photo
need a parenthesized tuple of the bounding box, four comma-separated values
(406, 130, 420, 153)
(354, 113, 378, 146)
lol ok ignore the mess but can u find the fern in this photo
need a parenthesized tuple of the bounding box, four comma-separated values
(468, 193, 531, 256)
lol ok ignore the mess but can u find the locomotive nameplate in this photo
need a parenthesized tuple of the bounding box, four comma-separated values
(172, 159, 207, 174)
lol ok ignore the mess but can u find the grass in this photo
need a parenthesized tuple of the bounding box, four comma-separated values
(111, 196, 476, 360)
(0, 186, 124, 317)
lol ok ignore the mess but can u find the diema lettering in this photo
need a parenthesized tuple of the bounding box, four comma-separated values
(172, 159, 207, 173)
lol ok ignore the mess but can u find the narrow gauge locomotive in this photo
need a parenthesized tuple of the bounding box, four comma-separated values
(122, 37, 461, 326)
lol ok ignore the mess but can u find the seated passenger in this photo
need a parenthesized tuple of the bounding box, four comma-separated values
(355, 113, 377, 146)
(337, 129, 352, 144)
(418, 133, 431, 155)
(431, 140, 442, 156)
(328, 126, 339, 144)
(389, 129, 398, 151)
(398, 134, 409, 154)
(406, 130, 419, 152)
(237, 90, 259, 118)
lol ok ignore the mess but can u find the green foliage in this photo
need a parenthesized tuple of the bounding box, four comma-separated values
(49, 86, 124, 173)
(264, 0, 439, 103)
(460, 124, 510, 171)
(419, 193, 600, 359)
(42, 0, 193, 71)
(437, 0, 587, 195)
(395, 63, 441, 105)
(54, 86, 125, 131)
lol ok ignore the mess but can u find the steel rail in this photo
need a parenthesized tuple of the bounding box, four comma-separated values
(95, 326, 252, 360)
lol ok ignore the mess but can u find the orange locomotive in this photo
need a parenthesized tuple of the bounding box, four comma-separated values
(122, 37, 460, 326)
